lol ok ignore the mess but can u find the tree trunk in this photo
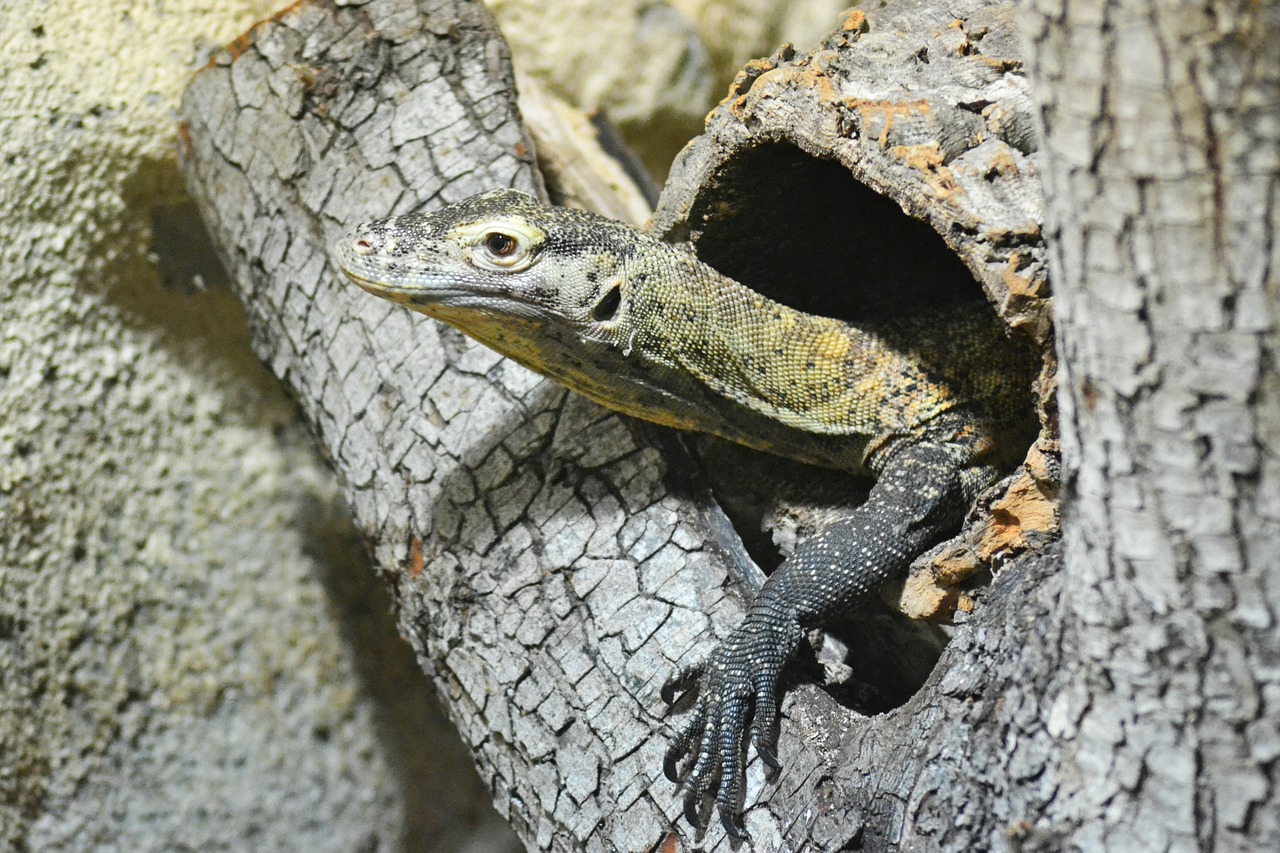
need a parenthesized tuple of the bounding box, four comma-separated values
(1016, 0, 1280, 849)
(179, 0, 1279, 849)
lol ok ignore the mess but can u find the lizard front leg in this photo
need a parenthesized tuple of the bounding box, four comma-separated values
(663, 440, 988, 838)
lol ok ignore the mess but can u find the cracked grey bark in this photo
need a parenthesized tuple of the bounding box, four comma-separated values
(180, 0, 1278, 850)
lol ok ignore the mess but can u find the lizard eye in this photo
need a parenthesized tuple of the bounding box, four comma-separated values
(484, 232, 517, 257)
(466, 221, 541, 272)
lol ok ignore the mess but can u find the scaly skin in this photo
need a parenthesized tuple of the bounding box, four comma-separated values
(333, 188, 1034, 837)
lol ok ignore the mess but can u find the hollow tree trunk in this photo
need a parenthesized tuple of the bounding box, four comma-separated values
(179, 0, 1278, 850)
(651, 0, 1060, 622)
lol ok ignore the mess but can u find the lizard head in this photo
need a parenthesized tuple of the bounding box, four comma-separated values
(331, 189, 637, 344)
(332, 189, 758, 439)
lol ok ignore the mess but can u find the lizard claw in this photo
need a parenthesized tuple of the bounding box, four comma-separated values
(661, 661, 703, 706)
(721, 809, 749, 841)
(754, 738, 782, 771)
(663, 608, 803, 836)
(663, 752, 683, 785)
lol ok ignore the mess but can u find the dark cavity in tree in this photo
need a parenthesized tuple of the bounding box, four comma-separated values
(683, 143, 983, 322)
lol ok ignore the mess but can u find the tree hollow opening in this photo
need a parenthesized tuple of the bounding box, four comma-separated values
(682, 143, 984, 322)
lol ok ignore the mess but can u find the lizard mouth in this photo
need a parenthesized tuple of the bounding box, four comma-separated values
(337, 259, 558, 322)
(336, 265, 420, 304)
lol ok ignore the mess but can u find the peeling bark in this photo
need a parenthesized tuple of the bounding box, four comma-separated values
(653, 0, 1060, 621)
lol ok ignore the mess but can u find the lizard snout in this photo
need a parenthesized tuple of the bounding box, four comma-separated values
(334, 223, 390, 262)
(331, 223, 399, 294)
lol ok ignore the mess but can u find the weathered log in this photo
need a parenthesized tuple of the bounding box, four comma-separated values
(181, 0, 1068, 849)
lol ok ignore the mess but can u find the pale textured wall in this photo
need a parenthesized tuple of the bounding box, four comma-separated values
(670, 0, 854, 82)
(0, 2, 516, 851)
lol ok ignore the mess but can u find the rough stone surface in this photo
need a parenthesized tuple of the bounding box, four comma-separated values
(0, 1, 516, 850)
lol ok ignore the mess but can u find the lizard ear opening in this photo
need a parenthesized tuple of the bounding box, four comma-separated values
(590, 282, 623, 323)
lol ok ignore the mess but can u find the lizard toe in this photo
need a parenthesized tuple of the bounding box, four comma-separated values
(664, 707, 705, 783)
(680, 745, 719, 834)
(751, 672, 782, 770)
(661, 661, 704, 705)
(711, 702, 750, 836)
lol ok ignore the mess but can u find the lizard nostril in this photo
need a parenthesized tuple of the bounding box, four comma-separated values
(352, 238, 374, 255)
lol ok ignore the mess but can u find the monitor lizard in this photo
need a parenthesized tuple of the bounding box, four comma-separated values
(332, 188, 1035, 838)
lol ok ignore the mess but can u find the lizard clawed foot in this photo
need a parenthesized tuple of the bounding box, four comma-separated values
(662, 610, 802, 838)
